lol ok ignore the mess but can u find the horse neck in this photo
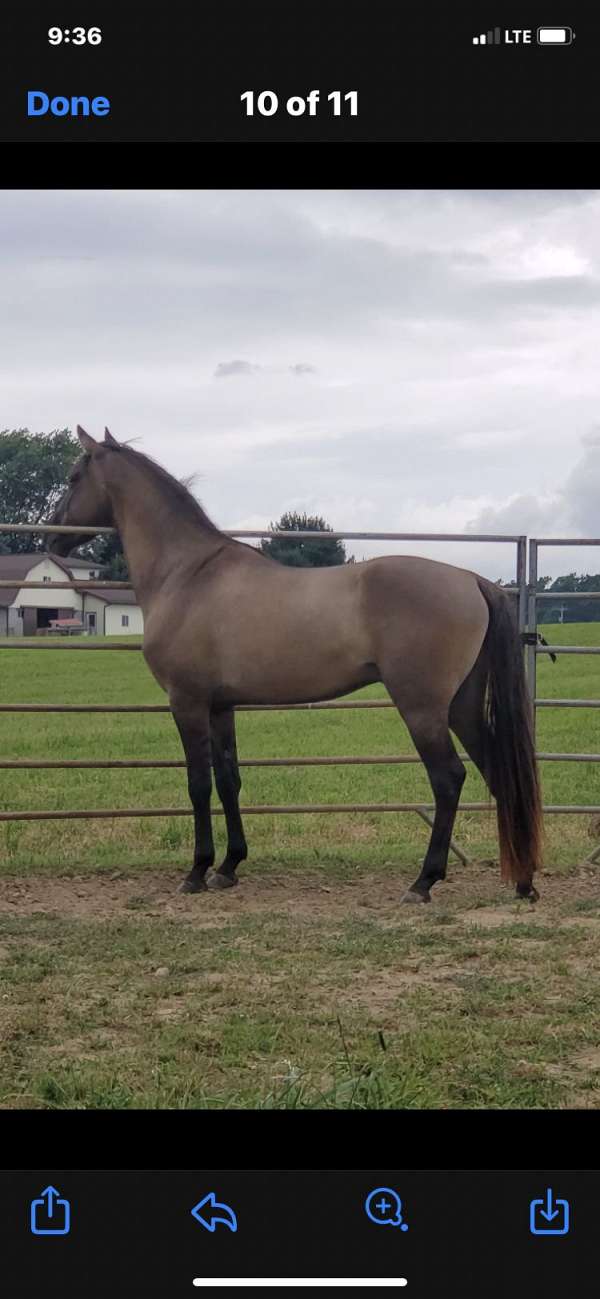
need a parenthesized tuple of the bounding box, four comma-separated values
(102, 455, 223, 604)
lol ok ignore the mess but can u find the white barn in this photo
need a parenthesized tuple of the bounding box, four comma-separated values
(0, 553, 143, 636)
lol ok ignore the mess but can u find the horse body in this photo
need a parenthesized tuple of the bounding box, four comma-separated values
(144, 549, 375, 704)
(47, 426, 543, 904)
(145, 549, 490, 709)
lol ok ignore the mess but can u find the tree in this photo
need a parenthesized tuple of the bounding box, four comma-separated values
(84, 531, 129, 581)
(537, 572, 600, 624)
(0, 428, 80, 553)
(0, 426, 130, 575)
(259, 511, 348, 567)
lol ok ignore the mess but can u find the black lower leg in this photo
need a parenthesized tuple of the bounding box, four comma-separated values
(405, 732, 466, 903)
(516, 880, 539, 902)
(171, 699, 214, 894)
(208, 708, 247, 890)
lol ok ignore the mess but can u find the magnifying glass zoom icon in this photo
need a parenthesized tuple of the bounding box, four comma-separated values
(364, 1188, 409, 1230)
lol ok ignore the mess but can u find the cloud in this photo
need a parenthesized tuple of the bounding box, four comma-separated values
(214, 360, 260, 378)
(2, 188, 600, 580)
(466, 432, 600, 538)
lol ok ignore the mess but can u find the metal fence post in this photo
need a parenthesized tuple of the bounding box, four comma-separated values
(516, 535, 527, 636)
(526, 539, 538, 724)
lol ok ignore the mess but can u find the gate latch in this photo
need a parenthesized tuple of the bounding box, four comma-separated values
(520, 631, 557, 663)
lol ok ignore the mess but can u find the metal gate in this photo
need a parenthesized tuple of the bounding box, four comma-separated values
(525, 536, 600, 865)
(0, 522, 598, 866)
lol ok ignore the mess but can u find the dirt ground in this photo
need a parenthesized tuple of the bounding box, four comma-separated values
(0, 859, 598, 926)
(2, 860, 600, 1108)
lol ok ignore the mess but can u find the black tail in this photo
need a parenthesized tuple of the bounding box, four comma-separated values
(476, 579, 543, 891)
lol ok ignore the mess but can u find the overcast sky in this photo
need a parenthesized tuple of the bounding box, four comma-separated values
(2, 188, 600, 580)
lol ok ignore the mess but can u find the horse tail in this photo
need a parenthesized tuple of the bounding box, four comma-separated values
(476, 578, 543, 890)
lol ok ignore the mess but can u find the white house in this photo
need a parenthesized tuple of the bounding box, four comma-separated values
(0, 553, 143, 636)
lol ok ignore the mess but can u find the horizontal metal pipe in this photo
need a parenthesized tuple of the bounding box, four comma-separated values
(0, 802, 482, 822)
(0, 523, 525, 542)
(531, 538, 600, 546)
(1, 801, 600, 823)
(0, 755, 435, 769)
(0, 700, 395, 713)
(0, 523, 116, 535)
(534, 646, 600, 654)
(0, 751, 597, 771)
(0, 704, 170, 713)
(0, 642, 142, 650)
(229, 531, 525, 543)
(536, 591, 600, 599)
(535, 699, 600, 708)
(0, 578, 517, 593)
(0, 580, 132, 590)
(0, 698, 598, 713)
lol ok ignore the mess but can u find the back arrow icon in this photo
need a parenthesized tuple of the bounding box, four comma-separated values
(191, 1192, 238, 1233)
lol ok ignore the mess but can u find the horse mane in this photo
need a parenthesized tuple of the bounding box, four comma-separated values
(117, 444, 224, 537)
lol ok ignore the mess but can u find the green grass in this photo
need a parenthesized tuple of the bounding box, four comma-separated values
(0, 623, 598, 1109)
(2, 893, 600, 1109)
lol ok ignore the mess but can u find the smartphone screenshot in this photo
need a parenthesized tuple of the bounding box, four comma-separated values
(1, 8, 598, 1297)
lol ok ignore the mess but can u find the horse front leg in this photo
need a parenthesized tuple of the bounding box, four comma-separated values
(207, 706, 248, 890)
(170, 694, 214, 894)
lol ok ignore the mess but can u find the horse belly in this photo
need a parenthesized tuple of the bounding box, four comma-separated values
(217, 599, 375, 704)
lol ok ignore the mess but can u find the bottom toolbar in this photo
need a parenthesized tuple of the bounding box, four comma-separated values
(1, 1169, 594, 1297)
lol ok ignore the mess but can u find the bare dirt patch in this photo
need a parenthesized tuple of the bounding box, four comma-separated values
(571, 1049, 600, 1072)
(0, 862, 598, 928)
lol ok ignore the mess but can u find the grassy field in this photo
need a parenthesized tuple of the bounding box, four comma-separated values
(0, 622, 599, 1109)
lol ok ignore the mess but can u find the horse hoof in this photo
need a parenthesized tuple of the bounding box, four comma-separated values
(178, 877, 207, 894)
(516, 884, 540, 903)
(401, 888, 431, 905)
(206, 872, 238, 891)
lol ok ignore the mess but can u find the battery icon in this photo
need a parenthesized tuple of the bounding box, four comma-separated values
(537, 26, 574, 44)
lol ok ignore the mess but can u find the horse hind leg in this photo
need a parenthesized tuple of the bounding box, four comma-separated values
(448, 653, 495, 794)
(383, 680, 467, 903)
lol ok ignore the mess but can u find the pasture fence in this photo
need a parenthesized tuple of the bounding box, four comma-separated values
(526, 537, 600, 865)
(0, 523, 599, 866)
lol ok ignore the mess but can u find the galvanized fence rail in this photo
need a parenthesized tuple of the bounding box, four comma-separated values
(2, 523, 599, 866)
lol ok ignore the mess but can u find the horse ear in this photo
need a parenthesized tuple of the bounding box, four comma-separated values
(104, 427, 120, 448)
(76, 425, 98, 452)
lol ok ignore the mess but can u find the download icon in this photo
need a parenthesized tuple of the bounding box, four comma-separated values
(529, 1188, 570, 1236)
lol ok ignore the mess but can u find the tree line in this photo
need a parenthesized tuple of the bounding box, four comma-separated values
(0, 428, 351, 577)
(2, 429, 598, 610)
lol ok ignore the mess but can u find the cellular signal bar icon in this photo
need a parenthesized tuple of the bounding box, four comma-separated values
(473, 27, 501, 44)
